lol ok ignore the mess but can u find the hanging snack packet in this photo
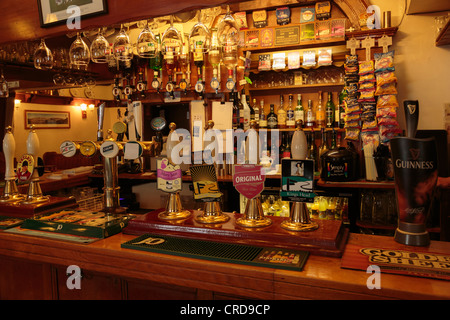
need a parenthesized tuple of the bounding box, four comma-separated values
(345, 128, 360, 141)
(359, 82, 376, 91)
(361, 111, 376, 122)
(375, 82, 397, 96)
(358, 89, 376, 102)
(359, 72, 376, 83)
(376, 106, 397, 118)
(376, 94, 399, 108)
(358, 60, 374, 75)
(374, 50, 395, 73)
(362, 119, 378, 132)
(378, 117, 399, 126)
(376, 71, 397, 87)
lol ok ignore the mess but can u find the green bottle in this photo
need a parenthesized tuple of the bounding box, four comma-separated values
(325, 92, 335, 128)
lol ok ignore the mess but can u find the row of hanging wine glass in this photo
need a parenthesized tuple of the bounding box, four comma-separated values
(34, 7, 241, 71)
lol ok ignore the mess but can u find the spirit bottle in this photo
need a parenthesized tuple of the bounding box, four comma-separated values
(277, 95, 286, 129)
(253, 98, 260, 122)
(267, 104, 278, 129)
(325, 92, 335, 128)
(294, 94, 304, 124)
(305, 99, 316, 128)
(286, 94, 295, 128)
(241, 89, 251, 130)
(259, 100, 267, 128)
(316, 92, 325, 128)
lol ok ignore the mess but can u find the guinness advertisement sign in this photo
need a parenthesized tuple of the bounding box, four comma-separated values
(390, 136, 438, 246)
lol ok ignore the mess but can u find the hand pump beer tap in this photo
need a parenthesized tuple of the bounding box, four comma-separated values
(0, 126, 24, 202)
(157, 122, 192, 221)
(21, 125, 49, 204)
(192, 121, 230, 224)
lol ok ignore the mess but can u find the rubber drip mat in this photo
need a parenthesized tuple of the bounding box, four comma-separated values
(121, 233, 309, 271)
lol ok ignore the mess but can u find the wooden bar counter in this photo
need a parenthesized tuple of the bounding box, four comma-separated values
(0, 227, 449, 300)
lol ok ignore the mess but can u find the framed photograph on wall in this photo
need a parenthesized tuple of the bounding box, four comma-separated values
(25, 110, 71, 129)
(38, 0, 108, 28)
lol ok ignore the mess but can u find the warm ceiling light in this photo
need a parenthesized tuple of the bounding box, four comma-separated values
(80, 103, 87, 111)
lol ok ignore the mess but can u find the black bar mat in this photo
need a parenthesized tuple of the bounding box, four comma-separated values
(121, 233, 309, 271)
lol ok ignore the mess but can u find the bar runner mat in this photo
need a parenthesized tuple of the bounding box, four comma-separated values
(121, 233, 309, 272)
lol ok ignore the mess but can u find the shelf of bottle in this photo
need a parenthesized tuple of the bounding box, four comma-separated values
(249, 82, 345, 92)
(255, 127, 345, 133)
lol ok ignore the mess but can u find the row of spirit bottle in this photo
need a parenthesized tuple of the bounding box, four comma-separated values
(236, 89, 346, 130)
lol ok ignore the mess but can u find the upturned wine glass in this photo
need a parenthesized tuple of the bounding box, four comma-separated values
(113, 25, 133, 62)
(34, 39, 53, 70)
(69, 33, 90, 66)
(136, 21, 157, 58)
(90, 30, 110, 63)
(188, 11, 211, 55)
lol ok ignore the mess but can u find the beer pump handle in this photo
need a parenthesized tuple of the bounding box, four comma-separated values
(97, 102, 106, 141)
(26, 125, 39, 157)
(403, 100, 419, 138)
(3, 126, 16, 180)
(133, 101, 143, 141)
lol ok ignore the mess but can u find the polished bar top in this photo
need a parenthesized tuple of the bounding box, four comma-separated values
(0, 229, 448, 300)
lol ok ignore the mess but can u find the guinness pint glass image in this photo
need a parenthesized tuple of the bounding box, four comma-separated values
(390, 136, 438, 246)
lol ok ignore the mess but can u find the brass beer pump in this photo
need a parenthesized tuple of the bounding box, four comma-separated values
(194, 121, 230, 224)
(236, 195, 272, 228)
(281, 201, 318, 232)
(158, 122, 191, 221)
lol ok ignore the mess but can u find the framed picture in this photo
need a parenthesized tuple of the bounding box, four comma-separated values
(37, 0, 108, 28)
(25, 110, 71, 129)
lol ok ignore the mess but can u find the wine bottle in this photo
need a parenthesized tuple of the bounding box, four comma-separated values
(325, 92, 335, 128)
(267, 104, 278, 129)
(278, 95, 286, 129)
